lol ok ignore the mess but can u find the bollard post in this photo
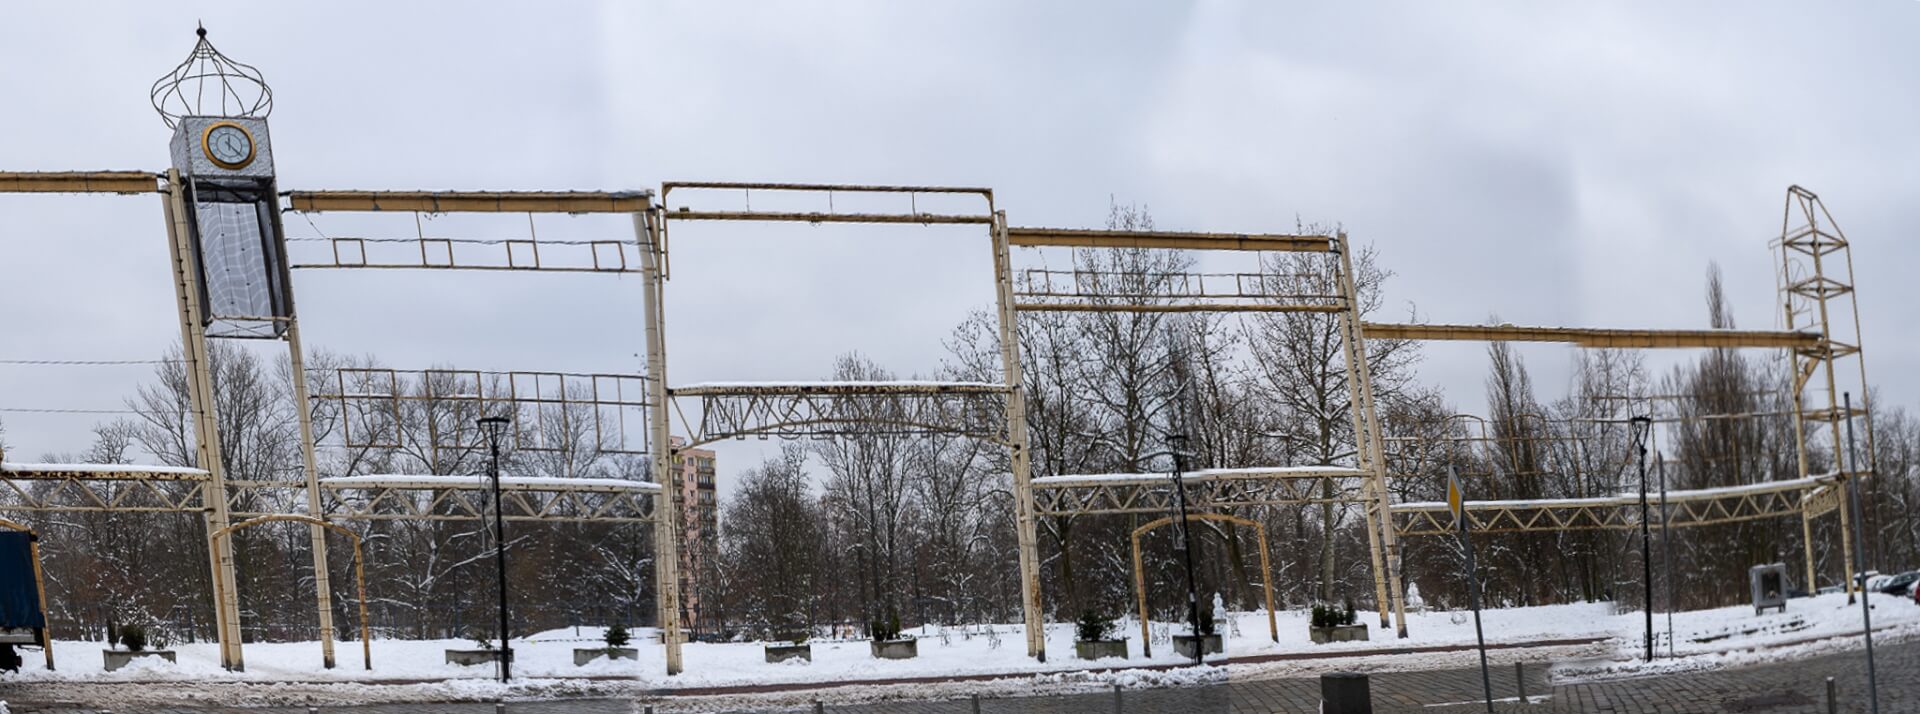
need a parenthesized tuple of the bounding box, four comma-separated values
(1515, 661, 1527, 704)
(1827, 677, 1837, 714)
(972, 693, 982, 714)
(495, 703, 505, 714)
(309, 708, 319, 714)
(1321, 672, 1374, 714)
(1113, 683, 1123, 713)
(815, 701, 825, 714)
(645, 707, 654, 714)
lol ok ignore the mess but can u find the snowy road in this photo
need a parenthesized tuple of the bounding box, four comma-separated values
(2, 637, 1906, 712)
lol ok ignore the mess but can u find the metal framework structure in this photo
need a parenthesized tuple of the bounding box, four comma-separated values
(646, 182, 1051, 663)
(309, 367, 651, 457)
(278, 188, 674, 671)
(1004, 227, 1414, 638)
(672, 382, 1011, 446)
(1374, 186, 1874, 603)
(0, 45, 1880, 676)
(1031, 467, 1370, 516)
(1129, 513, 1277, 656)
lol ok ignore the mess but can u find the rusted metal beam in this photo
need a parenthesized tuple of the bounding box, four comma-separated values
(0, 171, 160, 194)
(285, 190, 652, 214)
(661, 181, 992, 197)
(1006, 227, 1333, 252)
(1015, 302, 1346, 314)
(1361, 322, 1821, 349)
(664, 209, 991, 224)
(672, 381, 1011, 397)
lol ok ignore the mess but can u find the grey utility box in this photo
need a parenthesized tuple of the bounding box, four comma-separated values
(1750, 562, 1789, 615)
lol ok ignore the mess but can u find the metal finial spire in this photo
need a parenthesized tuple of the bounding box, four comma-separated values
(150, 23, 272, 129)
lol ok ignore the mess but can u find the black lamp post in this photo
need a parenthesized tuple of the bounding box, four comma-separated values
(477, 415, 513, 683)
(1141, 434, 1204, 665)
(1630, 415, 1653, 662)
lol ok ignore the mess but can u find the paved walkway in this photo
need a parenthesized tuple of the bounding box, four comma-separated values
(1, 637, 1905, 713)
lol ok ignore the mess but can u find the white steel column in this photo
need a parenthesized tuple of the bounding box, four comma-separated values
(991, 211, 1047, 660)
(636, 209, 685, 674)
(284, 319, 338, 668)
(162, 171, 246, 670)
(1333, 233, 1409, 638)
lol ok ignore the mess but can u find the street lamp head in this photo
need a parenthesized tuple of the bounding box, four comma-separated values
(477, 416, 511, 427)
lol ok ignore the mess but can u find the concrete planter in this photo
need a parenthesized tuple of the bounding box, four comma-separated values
(869, 638, 918, 660)
(764, 643, 813, 663)
(573, 647, 638, 666)
(102, 649, 174, 671)
(1074, 640, 1128, 660)
(444, 648, 505, 667)
(1310, 624, 1370, 644)
(1171, 634, 1223, 659)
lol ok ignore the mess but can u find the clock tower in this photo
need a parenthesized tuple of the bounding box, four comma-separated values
(155, 25, 289, 340)
(150, 25, 336, 672)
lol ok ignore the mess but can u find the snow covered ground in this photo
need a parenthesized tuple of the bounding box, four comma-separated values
(1, 594, 1908, 703)
(1556, 591, 1920, 681)
(0, 601, 1615, 687)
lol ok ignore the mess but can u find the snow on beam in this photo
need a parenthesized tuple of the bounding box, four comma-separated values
(1392, 474, 1835, 512)
(672, 381, 1012, 396)
(0, 462, 209, 480)
(1033, 465, 1368, 488)
(1361, 322, 1821, 349)
(320, 475, 660, 493)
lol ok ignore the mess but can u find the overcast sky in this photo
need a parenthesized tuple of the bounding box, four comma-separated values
(3, 1, 1915, 497)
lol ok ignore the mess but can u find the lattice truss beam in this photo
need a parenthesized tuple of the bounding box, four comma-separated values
(309, 367, 650, 456)
(0, 462, 209, 513)
(1391, 475, 1832, 537)
(281, 190, 653, 273)
(1006, 227, 1341, 313)
(672, 382, 1011, 447)
(230, 476, 657, 523)
(1030, 467, 1370, 517)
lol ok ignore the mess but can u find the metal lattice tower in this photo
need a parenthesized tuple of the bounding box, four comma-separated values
(1777, 185, 1875, 595)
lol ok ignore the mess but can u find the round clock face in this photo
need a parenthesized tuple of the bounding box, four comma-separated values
(203, 123, 255, 169)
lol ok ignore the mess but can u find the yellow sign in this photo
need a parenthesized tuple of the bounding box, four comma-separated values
(1447, 469, 1464, 518)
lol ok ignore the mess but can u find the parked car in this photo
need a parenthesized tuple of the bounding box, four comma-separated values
(1877, 571, 1920, 596)
(1856, 571, 1885, 592)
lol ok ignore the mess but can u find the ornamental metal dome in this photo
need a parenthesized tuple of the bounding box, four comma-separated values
(150, 24, 273, 129)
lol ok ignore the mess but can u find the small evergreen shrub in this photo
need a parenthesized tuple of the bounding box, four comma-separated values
(119, 624, 148, 652)
(1075, 609, 1118, 642)
(869, 608, 905, 641)
(1312, 602, 1360, 628)
(605, 623, 631, 648)
(1193, 600, 1217, 637)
